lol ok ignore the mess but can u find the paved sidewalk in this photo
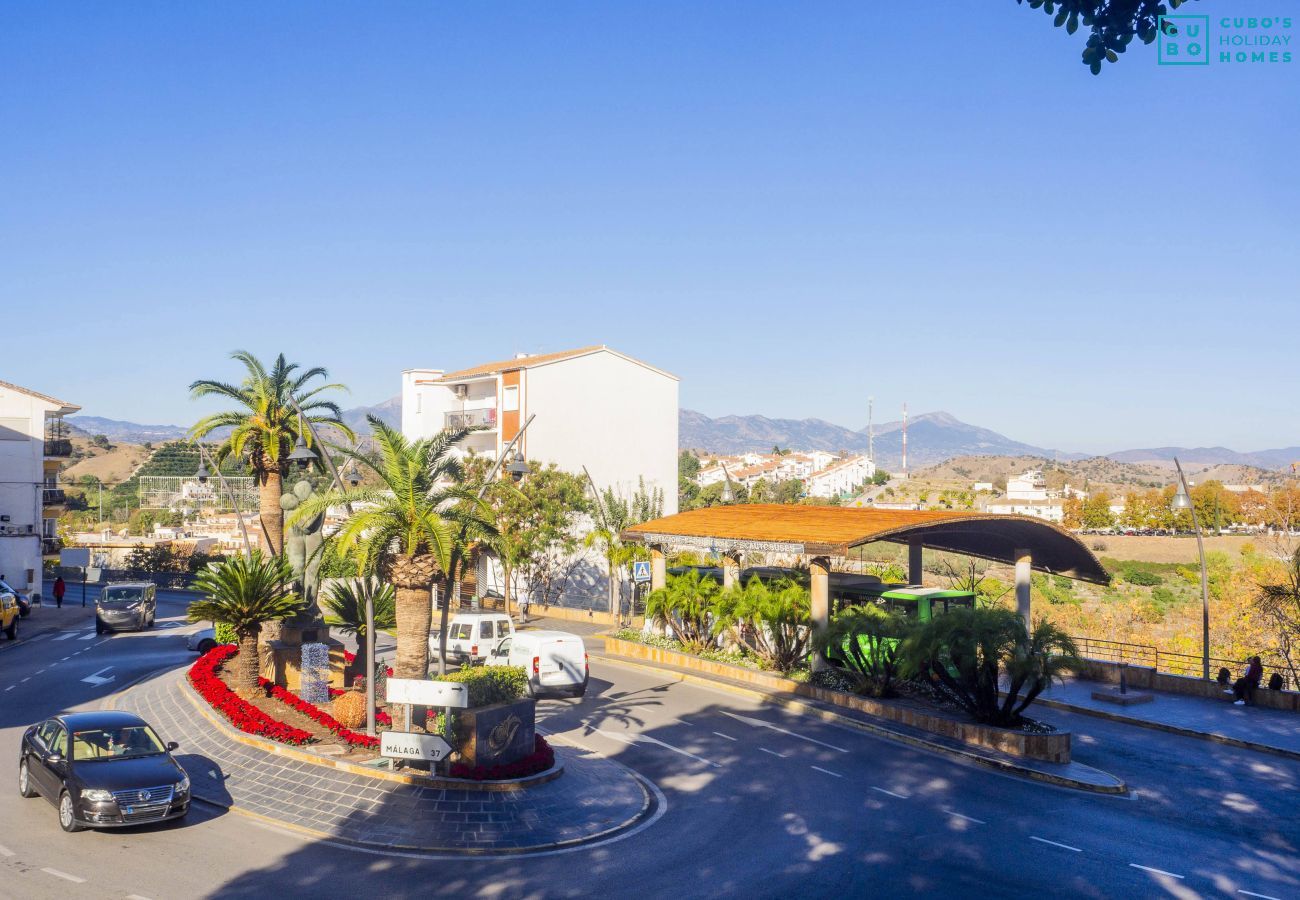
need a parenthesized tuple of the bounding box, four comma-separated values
(1039, 676, 1300, 759)
(115, 670, 652, 852)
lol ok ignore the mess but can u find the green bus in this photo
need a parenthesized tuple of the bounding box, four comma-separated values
(825, 586, 976, 669)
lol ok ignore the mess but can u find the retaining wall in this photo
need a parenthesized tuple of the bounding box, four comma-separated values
(1079, 659, 1300, 712)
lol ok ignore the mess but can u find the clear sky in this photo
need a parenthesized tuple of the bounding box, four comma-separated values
(2, 2, 1296, 454)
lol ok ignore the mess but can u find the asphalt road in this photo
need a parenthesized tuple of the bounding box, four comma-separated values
(0, 596, 1297, 899)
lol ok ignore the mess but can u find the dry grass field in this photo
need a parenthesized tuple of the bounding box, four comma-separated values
(1080, 533, 1263, 564)
(60, 439, 152, 484)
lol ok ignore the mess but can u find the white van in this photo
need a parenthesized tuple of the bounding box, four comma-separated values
(428, 612, 515, 666)
(487, 630, 588, 698)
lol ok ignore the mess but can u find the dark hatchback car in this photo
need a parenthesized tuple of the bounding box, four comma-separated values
(18, 711, 190, 832)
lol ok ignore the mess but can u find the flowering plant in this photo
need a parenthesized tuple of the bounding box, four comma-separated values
(188, 646, 314, 745)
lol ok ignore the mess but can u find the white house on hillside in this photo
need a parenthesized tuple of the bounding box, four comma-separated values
(807, 455, 875, 499)
(0, 380, 79, 601)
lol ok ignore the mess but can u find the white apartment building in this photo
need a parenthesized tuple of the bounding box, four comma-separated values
(806, 455, 876, 499)
(0, 380, 79, 600)
(1006, 469, 1049, 501)
(988, 470, 1063, 522)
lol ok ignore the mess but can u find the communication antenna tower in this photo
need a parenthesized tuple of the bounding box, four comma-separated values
(868, 396, 875, 466)
(902, 402, 908, 478)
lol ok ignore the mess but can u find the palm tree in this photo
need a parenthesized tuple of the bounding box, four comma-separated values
(188, 552, 302, 695)
(288, 416, 496, 679)
(645, 570, 720, 653)
(322, 577, 397, 677)
(715, 576, 813, 674)
(189, 351, 354, 558)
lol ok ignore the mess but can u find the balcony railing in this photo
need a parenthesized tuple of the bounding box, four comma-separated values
(44, 439, 73, 458)
(42, 537, 61, 555)
(445, 408, 498, 430)
(42, 488, 66, 505)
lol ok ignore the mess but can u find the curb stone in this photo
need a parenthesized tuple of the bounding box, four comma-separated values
(594, 653, 1128, 796)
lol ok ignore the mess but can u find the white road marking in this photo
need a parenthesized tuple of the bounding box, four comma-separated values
(712, 731, 737, 741)
(720, 710, 849, 753)
(944, 809, 986, 825)
(759, 747, 787, 759)
(126, 894, 155, 900)
(1238, 891, 1282, 900)
(590, 726, 721, 768)
(0, 843, 13, 857)
(810, 766, 842, 778)
(78, 632, 97, 641)
(96, 638, 111, 645)
(4, 685, 13, 691)
(60, 656, 71, 661)
(21, 677, 30, 683)
(41, 868, 86, 883)
(1031, 836, 1082, 852)
(81, 666, 116, 686)
(871, 787, 908, 800)
(1130, 863, 1182, 879)
(53, 632, 77, 641)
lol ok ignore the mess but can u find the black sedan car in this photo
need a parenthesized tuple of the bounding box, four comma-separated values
(18, 711, 190, 832)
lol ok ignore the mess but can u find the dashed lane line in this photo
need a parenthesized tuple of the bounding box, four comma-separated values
(4, 686, 13, 692)
(126, 894, 156, 900)
(871, 787, 908, 800)
(759, 747, 787, 759)
(719, 710, 850, 753)
(944, 809, 986, 825)
(589, 726, 722, 769)
(52, 632, 77, 641)
(810, 766, 843, 778)
(712, 731, 737, 741)
(1030, 836, 1082, 852)
(1129, 863, 1182, 879)
(1238, 891, 1282, 900)
(41, 868, 86, 883)
(0, 843, 13, 857)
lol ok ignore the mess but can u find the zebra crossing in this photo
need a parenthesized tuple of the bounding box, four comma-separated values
(50, 621, 188, 642)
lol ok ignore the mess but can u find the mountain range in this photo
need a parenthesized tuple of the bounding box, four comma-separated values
(68, 404, 1298, 473)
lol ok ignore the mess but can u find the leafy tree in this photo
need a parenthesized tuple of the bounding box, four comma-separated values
(815, 605, 910, 697)
(89, 434, 111, 450)
(678, 450, 701, 480)
(1062, 495, 1084, 529)
(899, 608, 1080, 726)
(1254, 548, 1300, 687)
(645, 570, 720, 653)
(713, 576, 812, 673)
(586, 479, 663, 620)
(1017, 0, 1197, 74)
(322, 578, 397, 676)
(289, 416, 496, 679)
(187, 551, 302, 694)
(189, 351, 353, 557)
(1081, 492, 1114, 529)
(870, 470, 891, 486)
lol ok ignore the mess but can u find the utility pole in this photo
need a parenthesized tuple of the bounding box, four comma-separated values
(867, 396, 874, 467)
(902, 402, 908, 478)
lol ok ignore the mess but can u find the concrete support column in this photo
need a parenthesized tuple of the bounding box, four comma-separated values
(722, 552, 741, 591)
(1015, 548, 1032, 625)
(908, 538, 924, 585)
(650, 544, 666, 593)
(810, 556, 831, 671)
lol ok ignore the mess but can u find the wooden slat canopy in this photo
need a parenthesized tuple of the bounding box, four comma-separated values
(624, 504, 1109, 584)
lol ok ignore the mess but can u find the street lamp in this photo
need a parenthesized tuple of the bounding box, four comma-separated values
(505, 454, 531, 482)
(286, 418, 315, 470)
(346, 463, 362, 488)
(1172, 457, 1210, 680)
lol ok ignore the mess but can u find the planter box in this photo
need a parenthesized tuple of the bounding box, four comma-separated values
(456, 698, 536, 768)
(605, 637, 1071, 764)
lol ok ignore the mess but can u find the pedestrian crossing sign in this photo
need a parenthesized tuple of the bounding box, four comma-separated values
(632, 560, 651, 583)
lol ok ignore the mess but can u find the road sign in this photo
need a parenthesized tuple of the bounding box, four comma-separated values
(60, 548, 90, 568)
(386, 678, 469, 708)
(381, 731, 452, 763)
(632, 560, 651, 583)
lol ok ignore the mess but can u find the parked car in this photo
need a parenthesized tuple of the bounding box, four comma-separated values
(0, 578, 28, 618)
(186, 628, 218, 654)
(428, 612, 515, 666)
(18, 711, 190, 832)
(1, 589, 19, 640)
(95, 582, 157, 634)
(487, 630, 589, 698)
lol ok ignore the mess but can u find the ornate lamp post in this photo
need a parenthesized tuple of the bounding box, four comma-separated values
(1172, 457, 1210, 680)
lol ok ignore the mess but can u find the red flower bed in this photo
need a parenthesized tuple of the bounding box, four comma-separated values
(189, 645, 379, 750)
(448, 735, 555, 781)
(188, 646, 313, 745)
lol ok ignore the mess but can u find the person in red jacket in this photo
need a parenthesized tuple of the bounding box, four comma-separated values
(52, 576, 66, 608)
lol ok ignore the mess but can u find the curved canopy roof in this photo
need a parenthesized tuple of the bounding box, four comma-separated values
(624, 505, 1109, 584)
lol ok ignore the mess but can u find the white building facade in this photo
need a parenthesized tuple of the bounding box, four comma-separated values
(806, 455, 875, 499)
(0, 380, 79, 600)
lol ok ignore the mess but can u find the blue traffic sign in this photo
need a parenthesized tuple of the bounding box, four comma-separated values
(632, 560, 652, 583)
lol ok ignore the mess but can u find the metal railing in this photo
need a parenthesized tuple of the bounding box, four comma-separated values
(445, 408, 498, 430)
(42, 488, 66, 505)
(43, 439, 73, 457)
(1070, 635, 1297, 691)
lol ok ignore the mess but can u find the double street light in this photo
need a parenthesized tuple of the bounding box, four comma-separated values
(1171, 457, 1211, 681)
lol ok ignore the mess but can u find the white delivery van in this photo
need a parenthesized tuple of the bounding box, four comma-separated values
(428, 612, 515, 666)
(487, 630, 589, 698)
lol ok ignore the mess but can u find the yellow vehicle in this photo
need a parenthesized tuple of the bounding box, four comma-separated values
(1, 589, 19, 640)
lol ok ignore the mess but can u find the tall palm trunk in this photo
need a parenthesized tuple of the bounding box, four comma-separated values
(390, 553, 438, 679)
(236, 627, 261, 696)
(260, 467, 285, 556)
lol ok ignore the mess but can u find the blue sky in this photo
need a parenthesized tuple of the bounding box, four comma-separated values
(2, 2, 1296, 454)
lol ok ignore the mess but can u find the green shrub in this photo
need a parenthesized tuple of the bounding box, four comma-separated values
(1124, 569, 1162, 586)
(214, 622, 237, 645)
(433, 665, 528, 707)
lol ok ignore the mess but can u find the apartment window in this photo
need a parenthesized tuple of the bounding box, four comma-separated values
(502, 385, 519, 412)
(415, 391, 423, 414)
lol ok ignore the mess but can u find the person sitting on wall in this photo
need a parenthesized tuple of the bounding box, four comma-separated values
(1228, 656, 1264, 706)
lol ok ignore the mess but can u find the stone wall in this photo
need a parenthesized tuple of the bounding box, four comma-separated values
(456, 697, 536, 768)
(605, 637, 1071, 764)
(1079, 659, 1300, 712)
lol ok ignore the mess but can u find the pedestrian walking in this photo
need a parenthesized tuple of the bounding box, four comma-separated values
(53, 575, 66, 609)
(518, 595, 530, 624)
